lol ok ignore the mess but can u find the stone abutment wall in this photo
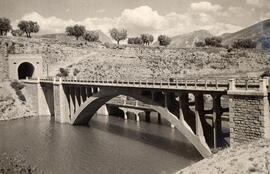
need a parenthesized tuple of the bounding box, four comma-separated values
(228, 79, 270, 145)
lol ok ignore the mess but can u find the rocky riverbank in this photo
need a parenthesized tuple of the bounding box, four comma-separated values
(0, 81, 34, 121)
(177, 139, 270, 174)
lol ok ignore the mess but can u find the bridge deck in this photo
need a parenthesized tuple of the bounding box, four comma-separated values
(24, 77, 266, 93)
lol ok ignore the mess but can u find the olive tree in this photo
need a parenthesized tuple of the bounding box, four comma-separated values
(18, 20, 39, 38)
(66, 25, 86, 40)
(158, 35, 171, 46)
(109, 28, 127, 44)
(84, 30, 99, 42)
(205, 37, 222, 47)
(0, 17, 12, 36)
(140, 34, 154, 45)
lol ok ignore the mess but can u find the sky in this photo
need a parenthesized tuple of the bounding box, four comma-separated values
(0, 0, 270, 37)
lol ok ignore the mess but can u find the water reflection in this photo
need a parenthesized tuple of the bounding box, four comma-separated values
(0, 115, 202, 174)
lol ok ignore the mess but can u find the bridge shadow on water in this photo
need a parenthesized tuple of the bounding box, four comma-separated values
(89, 115, 203, 161)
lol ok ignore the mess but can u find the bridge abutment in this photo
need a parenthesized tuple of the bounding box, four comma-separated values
(228, 79, 270, 145)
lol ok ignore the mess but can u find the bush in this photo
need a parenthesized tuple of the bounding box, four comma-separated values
(195, 41, 206, 47)
(66, 24, 86, 40)
(84, 30, 99, 42)
(205, 37, 222, 47)
(261, 71, 270, 78)
(10, 81, 25, 91)
(73, 68, 80, 76)
(56, 68, 69, 77)
(128, 37, 143, 45)
(10, 81, 26, 101)
(11, 29, 24, 36)
(16, 90, 26, 101)
(158, 35, 171, 46)
(232, 39, 257, 49)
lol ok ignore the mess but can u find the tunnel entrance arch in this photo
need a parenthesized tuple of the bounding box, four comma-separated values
(18, 62, 35, 79)
(8, 54, 43, 80)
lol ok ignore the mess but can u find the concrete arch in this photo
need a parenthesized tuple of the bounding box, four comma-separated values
(71, 87, 212, 157)
(18, 62, 35, 79)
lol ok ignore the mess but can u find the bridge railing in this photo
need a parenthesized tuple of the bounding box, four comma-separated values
(25, 76, 267, 92)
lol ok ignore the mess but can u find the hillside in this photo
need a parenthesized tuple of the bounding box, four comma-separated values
(0, 36, 269, 82)
(177, 139, 270, 174)
(40, 30, 112, 43)
(169, 30, 213, 48)
(222, 19, 270, 45)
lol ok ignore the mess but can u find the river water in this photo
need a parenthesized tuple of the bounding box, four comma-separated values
(0, 115, 202, 174)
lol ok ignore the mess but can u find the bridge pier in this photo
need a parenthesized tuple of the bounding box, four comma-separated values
(212, 94, 222, 149)
(145, 111, 151, 122)
(53, 78, 70, 123)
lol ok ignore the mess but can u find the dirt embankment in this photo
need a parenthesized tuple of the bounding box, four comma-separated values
(1, 36, 269, 80)
(68, 45, 270, 80)
(177, 139, 270, 174)
(0, 81, 34, 121)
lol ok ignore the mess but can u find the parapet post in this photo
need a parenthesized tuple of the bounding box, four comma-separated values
(228, 79, 236, 91)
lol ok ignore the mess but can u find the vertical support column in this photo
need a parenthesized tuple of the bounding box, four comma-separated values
(69, 86, 74, 119)
(178, 93, 184, 122)
(135, 113, 140, 122)
(195, 93, 206, 142)
(74, 86, 79, 111)
(145, 111, 151, 122)
(212, 94, 222, 149)
(158, 113, 161, 124)
(53, 77, 70, 123)
(79, 86, 83, 105)
(124, 111, 128, 120)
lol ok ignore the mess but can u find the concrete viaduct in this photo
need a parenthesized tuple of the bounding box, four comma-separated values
(22, 77, 270, 158)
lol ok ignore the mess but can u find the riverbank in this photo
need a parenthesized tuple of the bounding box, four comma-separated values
(177, 139, 270, 174)
(0, 81, 34, 121)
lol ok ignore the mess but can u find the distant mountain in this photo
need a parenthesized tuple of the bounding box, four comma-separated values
(40, 30, 112, 43)
(168, 30, 213, 48)
(221, 19, 270, 45)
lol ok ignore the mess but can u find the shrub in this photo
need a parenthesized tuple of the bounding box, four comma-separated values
(205, 37, 222, 47)
(128, 37, 143, 45)
(16, 90, 26, 101)
(84, 30, 99, 42)
(56, 68, 69, 77)
(11, 29, 24, 36)
(66, 24, 86, 40)
(232, 39, 257, 49)
(158, 35, 171, 46)
(195, 41, 206, 47)
(10, 81, 26, 102)
(261, 71, 270, 78)
(73, 68, 80, 76)
(10, 81, 25, 91)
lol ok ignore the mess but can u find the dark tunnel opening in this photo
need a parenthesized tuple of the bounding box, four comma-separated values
(18, 62, 35, 79)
